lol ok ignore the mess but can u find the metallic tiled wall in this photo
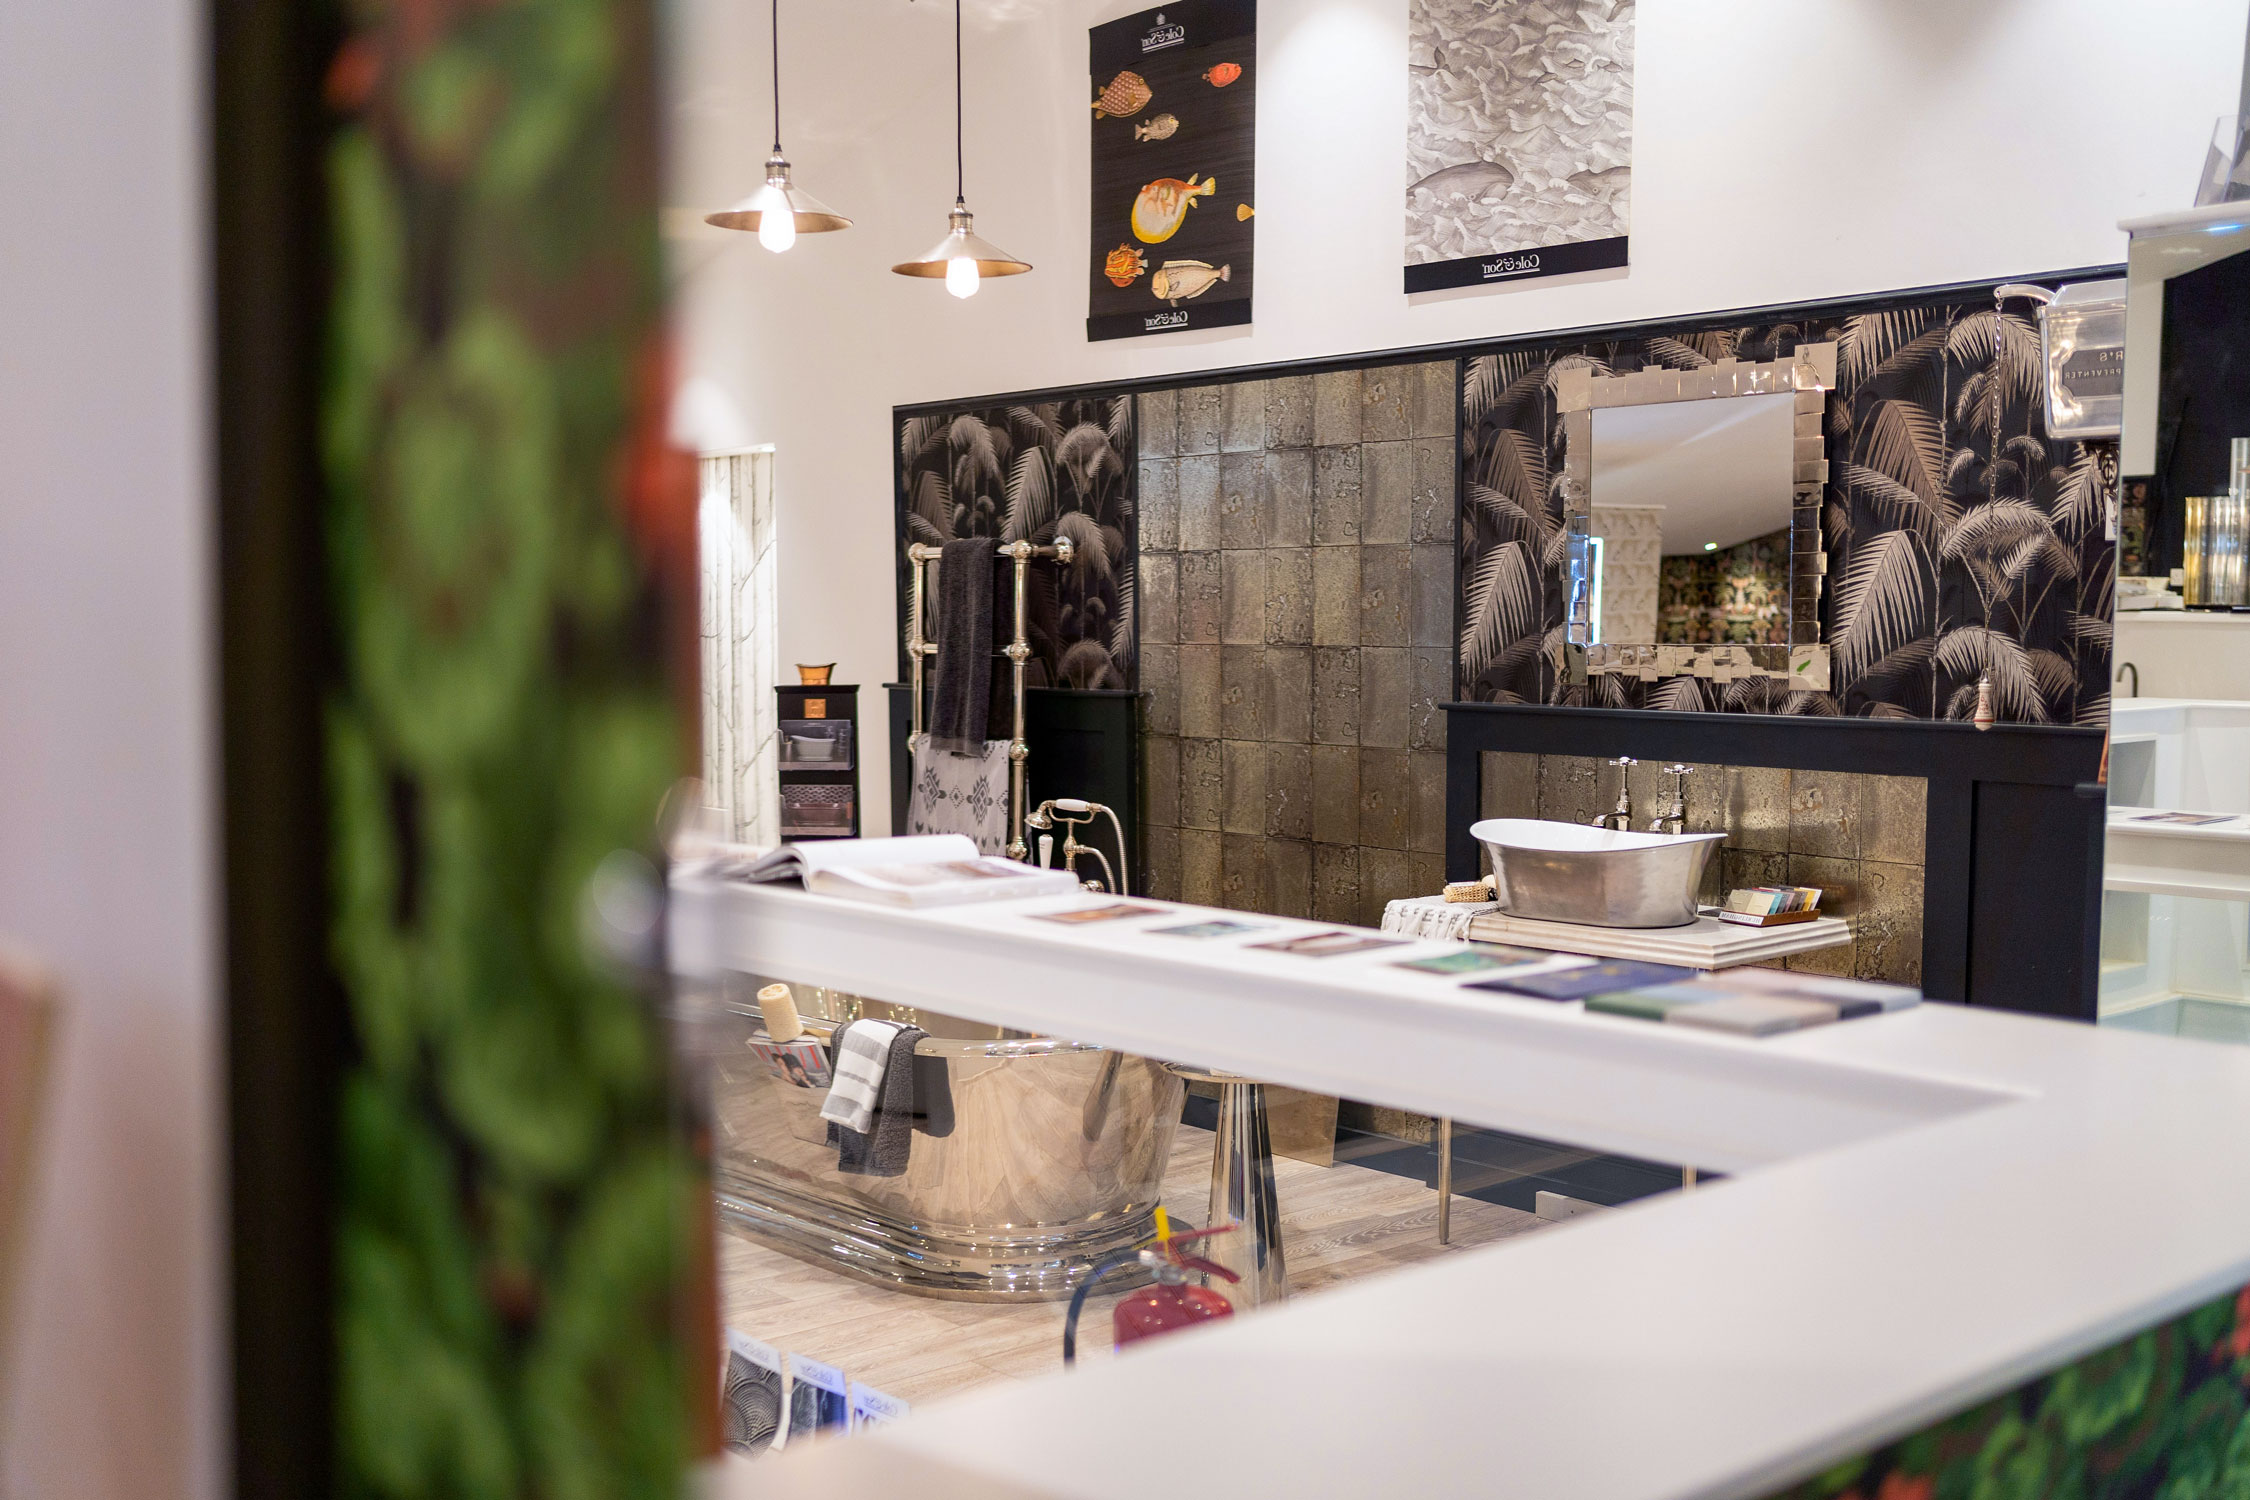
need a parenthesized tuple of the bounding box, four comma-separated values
(1481, 752, 1928, 983)
(1137, 364, 1458, 923)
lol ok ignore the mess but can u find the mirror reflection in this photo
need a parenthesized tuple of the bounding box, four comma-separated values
(1587, 391, 1796, 646)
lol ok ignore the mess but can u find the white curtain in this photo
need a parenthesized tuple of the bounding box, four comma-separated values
(700, 448, 779, 845)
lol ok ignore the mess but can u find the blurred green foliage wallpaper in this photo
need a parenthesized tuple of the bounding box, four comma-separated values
(321, 0, 696, 1492)
(1773, 1286, 2250, 1500)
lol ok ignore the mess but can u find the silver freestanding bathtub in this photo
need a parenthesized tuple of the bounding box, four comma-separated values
(1470, 818, 1728, 928)
(705, 981, 1184, 1301)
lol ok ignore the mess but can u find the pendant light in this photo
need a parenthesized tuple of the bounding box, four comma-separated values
(891, 0, 1031, 297)
(705, 0, 850, 250)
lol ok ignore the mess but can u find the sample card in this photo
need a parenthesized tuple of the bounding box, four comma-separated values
(1470, 958, 1697, 1001)
(720, 1331, 785, 1457)
(1150, 919, 1267, 939)
(1251, 931, 1409, 958)
(2133, 811, 2239, 826)
(1088, 0, 1256, 341)
(1392, 946, 1548, 976)
(784, 1354, 848, 1444)
(1405, 0, 1633, 292)
(1030, 902, 1165, 924)
(849, 1381, 910, 1431)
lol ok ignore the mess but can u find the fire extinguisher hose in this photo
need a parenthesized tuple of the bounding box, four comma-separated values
(1061, 1250, 1147, 1369)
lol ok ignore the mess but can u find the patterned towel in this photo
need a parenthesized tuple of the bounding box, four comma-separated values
(817, 1019, 902, 1135)
(906, 732, 1011, 854)
(1381, 895, 1498, 941)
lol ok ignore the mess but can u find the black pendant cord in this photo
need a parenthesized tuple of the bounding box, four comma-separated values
(770, 0, 782, 154)
(953, 0, 966, 208)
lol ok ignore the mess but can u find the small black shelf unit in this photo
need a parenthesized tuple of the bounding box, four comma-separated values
(776, 683, 860, 841)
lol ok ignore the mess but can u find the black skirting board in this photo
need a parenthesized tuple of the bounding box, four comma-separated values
(887, 685, 1145, 896)
(1442, 703, 2107, 1021)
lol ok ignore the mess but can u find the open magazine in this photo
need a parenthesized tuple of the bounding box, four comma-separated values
(695, 834, 1080, 909)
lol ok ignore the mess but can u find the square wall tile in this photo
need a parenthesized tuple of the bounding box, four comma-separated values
(1220, 452, 1266, 551)
(1221, 380, 1266, 453)
(1410, 648, 1450, 750)
(1313, 842, 1361, 924)
(1312, 646, 1362, 744)
(1139, 459, 1179, 552)
(1178, 386, 1223, 455)
(1267, 375, 1314, 448)
(1179, 643, 1222, 739)
(1222, 740, 1267, 836)
(1144, 824, 1181, 901)
(1360, 747, 1413, 849)
(1853, 860, 1924, 985)
(1267, 742, 1313, 839)
(1360, 646, 1412, 749)
(1180, 828, 1223, 905)
(1408, 544, 1453, 649)
(1862, 775, 1928, 866)
(1538, 754, 1605, 826)
(1267, 838, 1313, 919)
(1141, 553, 1179, 644)
(1178, 454, 1222, 552)
(1144, 735, 1181, 827)
(1362, 847, 1419, 928)
(1221, 645, 1266, 741)
(1266, 547, 1313, 647)
(1789, 771, 1862, 859)
(1313, 369, 1362, 447)
(1413, 852, 1450, 900)
(1310, 745, 1360, 845)
(1179, 737, 1224, 830)
(1264, 448, 1313, 548)
(1359, 544, 1410, 647)
(1263, 647, 1312, 743)
(1362, 441, 1415, 546)
(1362, 365, 1414, 442)
(1137, 389, 1178, 459)
(1179, 553, 1224, 643)
(1480, 751, 1539, 821)
(1784, 854, 1862, 977)
(1410, 748, 1448, 854)
(1411, 437, 1457, 543)
(1222, 551, 1267, 645)
(1221, 834, 1270, 912)
(1141, 643, 1179, 735)
(1313, 447, 1363, 546)
(1703, 764, 1789, 851)
(1411, 360, 1456, 440)
(1312, 548, 1361, 646)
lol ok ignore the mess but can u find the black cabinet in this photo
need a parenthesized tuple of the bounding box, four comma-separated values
(777, 684, 859, 841)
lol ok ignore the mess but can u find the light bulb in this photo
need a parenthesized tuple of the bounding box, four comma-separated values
(755, 182, 796, 253)
(945, 253, 979, 299)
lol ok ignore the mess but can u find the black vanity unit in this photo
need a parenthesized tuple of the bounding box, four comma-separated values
(777, 683, 860, 841)
(1444, 703, 2107, 1021)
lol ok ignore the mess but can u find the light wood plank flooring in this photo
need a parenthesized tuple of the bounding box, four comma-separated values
(719, 1124, 1547, 1409)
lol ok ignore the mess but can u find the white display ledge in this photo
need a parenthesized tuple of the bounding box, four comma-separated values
(2106, 806, 2250, 901)
(677, 877, 2250, 1500)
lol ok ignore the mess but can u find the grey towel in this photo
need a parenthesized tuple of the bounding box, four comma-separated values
(828, 1026, 955, 1176)
(930, 537, 996, 755)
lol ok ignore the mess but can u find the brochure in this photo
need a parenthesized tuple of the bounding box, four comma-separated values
(694, 834, 1079, 909)
(1150, 919, 1267, 939)
(720, 1331, 785, 1457)
(785, 1353, 849, 1444)
(1470, 959, 1701, 1001)
(848, 1380, 910, 1431)
(1029, 902, 1163, 924)
(1251, 931, 1408, 959)
(1392, 946, 1547, 976)
(747, 1035, 832, 1089)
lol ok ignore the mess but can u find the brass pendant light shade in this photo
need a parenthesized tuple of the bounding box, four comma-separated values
(707, 0, 850, 246)
(890, 0, 1030, 294)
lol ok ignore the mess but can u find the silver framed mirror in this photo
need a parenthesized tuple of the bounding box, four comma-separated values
(1556, 341, 1836, 693)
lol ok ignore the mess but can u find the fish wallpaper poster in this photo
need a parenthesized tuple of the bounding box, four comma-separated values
(1088, 0, 1256, 341)
(1405, 0, 1634, 293)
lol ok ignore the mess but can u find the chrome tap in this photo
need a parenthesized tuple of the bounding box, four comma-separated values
(1592, 757, 1637, 831)
(1647, 763, 1692, 836)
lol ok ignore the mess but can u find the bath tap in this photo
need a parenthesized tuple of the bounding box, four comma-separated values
(2117, 661, 2139, 698)
(1647, 764, 1692, 836)
(1592, 757, 1637, 831)
(1026, 797, 1131, 894)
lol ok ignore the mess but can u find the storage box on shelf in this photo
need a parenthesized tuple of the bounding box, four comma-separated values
(777, 683, 860, 841)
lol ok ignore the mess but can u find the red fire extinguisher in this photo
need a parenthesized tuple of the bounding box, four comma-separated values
(1063, 1212, 1240, 1366)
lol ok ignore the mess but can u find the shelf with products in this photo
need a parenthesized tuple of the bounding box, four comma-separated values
(776, 684, 859, 841)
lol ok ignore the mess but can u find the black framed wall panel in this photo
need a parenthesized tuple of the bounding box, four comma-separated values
(1443, 703, 2106, 1019)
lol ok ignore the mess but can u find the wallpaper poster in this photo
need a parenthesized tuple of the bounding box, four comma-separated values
(1088, 1, 1255, 341)
(1405, 0, 1633, 293)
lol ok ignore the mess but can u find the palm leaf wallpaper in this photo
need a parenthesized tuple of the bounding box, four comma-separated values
(1765, 1281, 2250, 1500)
(1458, 297, 2114, 721)
(895, 399, 1138, 690)
(323, 0, 696, 1492)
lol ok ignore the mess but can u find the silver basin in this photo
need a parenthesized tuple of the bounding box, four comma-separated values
(1470, 818, 1726, 929)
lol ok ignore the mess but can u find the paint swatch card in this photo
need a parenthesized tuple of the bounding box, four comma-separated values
(1030, 902, 1164, 924)
(784, 1353, 849, 1444)
(849, 1380, 910, 1432)
(1470, 959, 1700, 1001)
(1666, 994, 1839, 1037)
(1717, 968, 1919, 1011)
(1150, 919, 1267, 939)
(1250, 930, 1408, 958)
(1391, 945, 1548, 976)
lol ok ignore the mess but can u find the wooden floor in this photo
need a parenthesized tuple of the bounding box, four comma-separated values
(718, 1123, 1548, 1409)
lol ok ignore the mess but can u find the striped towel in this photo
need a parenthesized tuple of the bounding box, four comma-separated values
(818, 1020, 902, 1135)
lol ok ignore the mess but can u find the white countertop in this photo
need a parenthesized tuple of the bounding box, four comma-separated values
(677, 876, 2250, 1500)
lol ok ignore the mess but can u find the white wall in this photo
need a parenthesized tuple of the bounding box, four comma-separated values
(0, 0, 221, 1496)
(672, 0, 2250, 831)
